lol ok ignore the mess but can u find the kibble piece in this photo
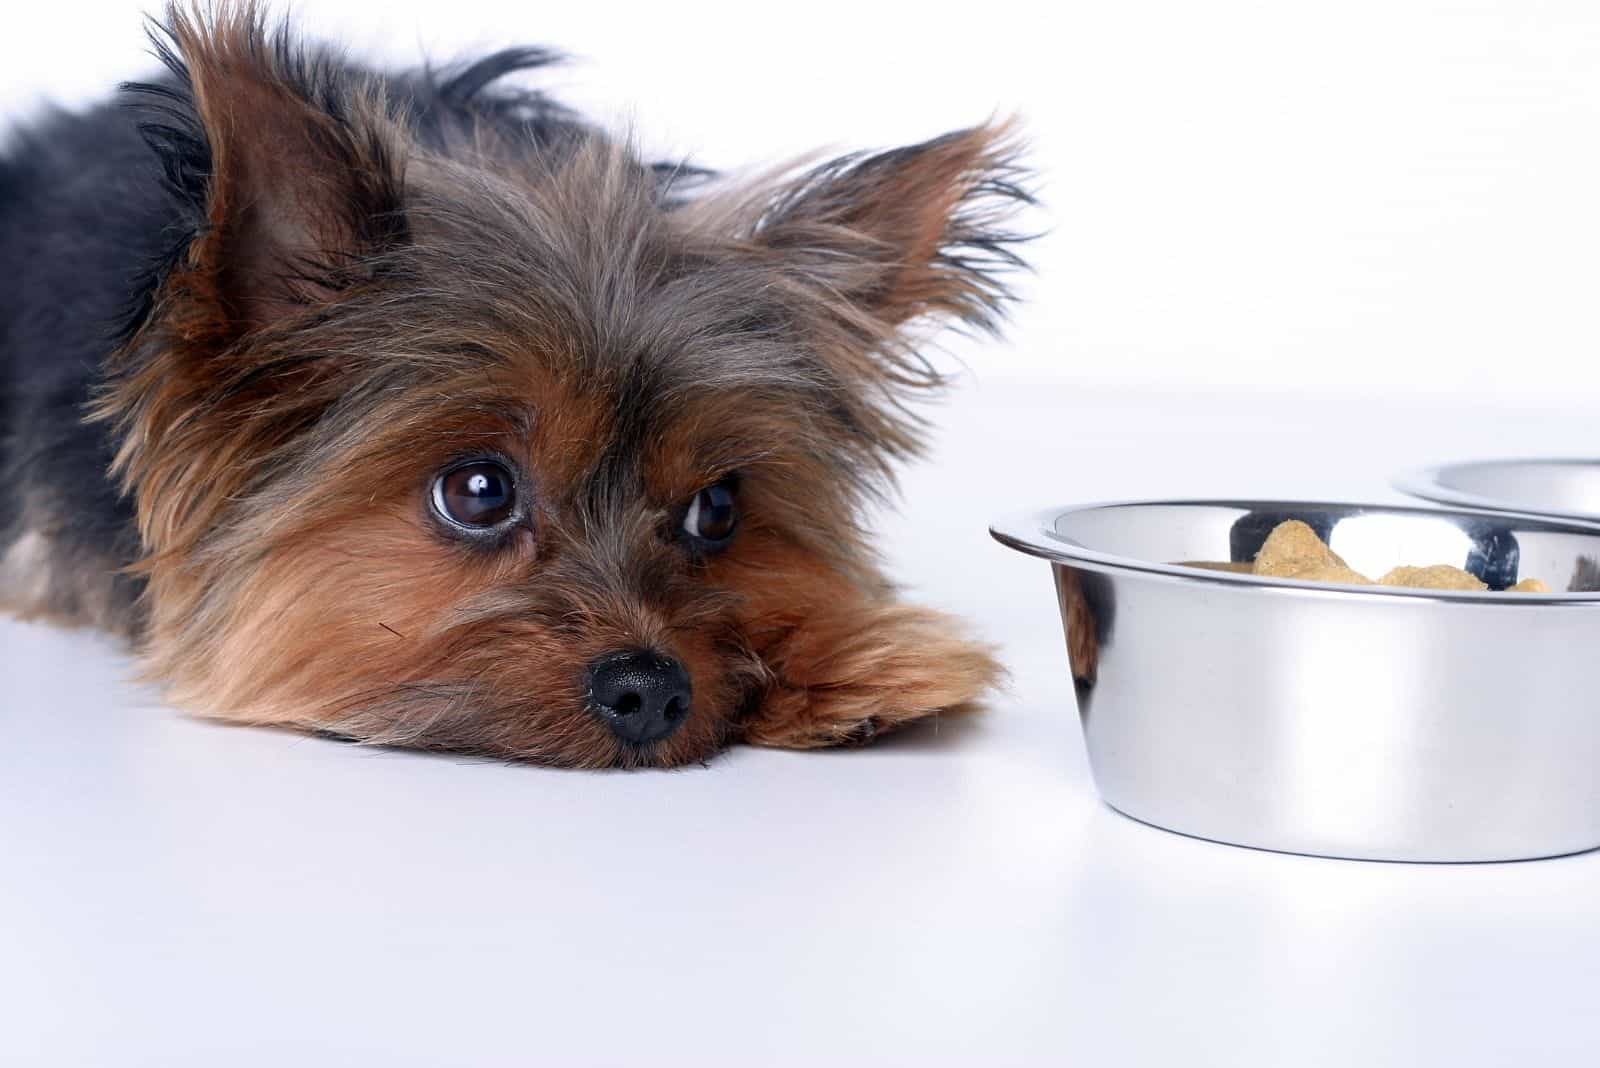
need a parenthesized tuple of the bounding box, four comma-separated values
(1376, 564, 1487, 591)
(1292, 562, 1369, 588)
(1252, 520, 1351, 578)
(1190, 519, 1549, 593)
(1292, 563, 1374, 586)
(1176, 561, 1256, 574)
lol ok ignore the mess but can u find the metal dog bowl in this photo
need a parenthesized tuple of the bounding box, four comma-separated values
(991, 500, 1600, 862)
(1397, 459, 1600, 523)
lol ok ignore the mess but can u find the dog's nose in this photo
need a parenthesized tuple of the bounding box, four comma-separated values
(585, 650, 692, 745)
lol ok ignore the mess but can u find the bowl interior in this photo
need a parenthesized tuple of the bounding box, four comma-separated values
(1042, 502, 1600, 594)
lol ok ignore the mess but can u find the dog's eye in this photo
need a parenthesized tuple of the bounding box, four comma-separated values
(431, 461, 517, 530)
(682, 478, 738, 547)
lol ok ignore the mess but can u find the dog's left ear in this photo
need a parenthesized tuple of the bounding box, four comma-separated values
(152, 4, 410, 344)
(690, 121, 1030, 462)
(99, 6, 412, 558)
(746, 120, 1031, 340)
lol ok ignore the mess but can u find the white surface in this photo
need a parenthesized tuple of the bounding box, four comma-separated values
(4, 379, 1600, 1066)
(7, 1, 1600, 399)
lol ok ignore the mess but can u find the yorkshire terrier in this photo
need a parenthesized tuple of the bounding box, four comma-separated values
(0, 3, 1030, 767)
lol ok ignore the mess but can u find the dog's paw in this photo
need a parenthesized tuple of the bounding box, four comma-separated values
(741, 601, 1002, 750)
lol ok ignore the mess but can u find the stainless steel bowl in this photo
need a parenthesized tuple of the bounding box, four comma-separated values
(991, 500, 1600, 862)
(1397, 459, 1600, 523)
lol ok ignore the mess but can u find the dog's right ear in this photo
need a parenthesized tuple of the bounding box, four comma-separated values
(136, 3, 408, 346)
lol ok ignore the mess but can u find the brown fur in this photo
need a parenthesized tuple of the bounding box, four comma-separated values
(64, 3, 1033, 767)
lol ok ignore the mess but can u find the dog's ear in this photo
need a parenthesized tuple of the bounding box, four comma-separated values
(99, 6, 411, 557)
(688, 122, 1030, 463)
(746, 120, 1031, 340)
(148, 4, 408, 343)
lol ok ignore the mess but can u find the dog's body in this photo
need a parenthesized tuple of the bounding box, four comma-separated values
(0, 5, 1028, 767)
(1, 72, 161, 638)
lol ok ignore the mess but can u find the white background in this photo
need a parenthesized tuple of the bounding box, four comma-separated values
(6, 0, 1600, 400)
(6, 5, 1600, 1065)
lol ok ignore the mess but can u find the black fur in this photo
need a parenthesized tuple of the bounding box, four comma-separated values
(0, 97, 167, 627)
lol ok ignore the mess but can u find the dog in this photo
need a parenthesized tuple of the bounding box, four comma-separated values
(0, 3, 1030, 767)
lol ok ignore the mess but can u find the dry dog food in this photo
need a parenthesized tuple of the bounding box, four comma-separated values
(1213, 520, 1549, 592)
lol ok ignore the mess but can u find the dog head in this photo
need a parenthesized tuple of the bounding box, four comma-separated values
(99, 4, 1030, 766)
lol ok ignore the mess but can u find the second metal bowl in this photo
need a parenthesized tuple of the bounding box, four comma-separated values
(1397, 458, 1600, 523)
(992, 500, 1600, 863)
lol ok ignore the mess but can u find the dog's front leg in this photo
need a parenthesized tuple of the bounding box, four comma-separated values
(739, 586, 1001, 749)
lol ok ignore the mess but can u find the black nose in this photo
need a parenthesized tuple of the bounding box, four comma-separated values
(585, 650, 692, 745)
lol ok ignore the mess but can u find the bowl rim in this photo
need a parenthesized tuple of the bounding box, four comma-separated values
(1395, 457, 1600, 523)
(989, 497, 1600, 604)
